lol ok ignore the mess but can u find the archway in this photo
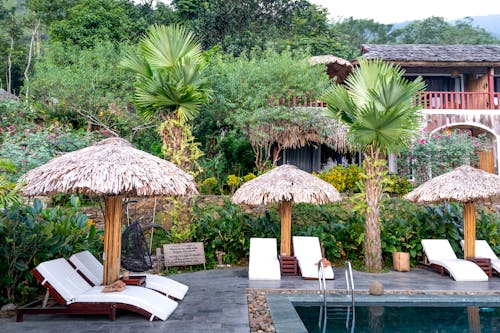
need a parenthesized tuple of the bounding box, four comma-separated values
(431, 123, 498, 174)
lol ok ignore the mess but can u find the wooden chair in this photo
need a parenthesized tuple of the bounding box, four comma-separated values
(16, 258, 178, 322)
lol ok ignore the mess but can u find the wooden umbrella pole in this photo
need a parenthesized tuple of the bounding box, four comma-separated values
(280, 201, 292, 256)
(463, 202, 476, 259)
(103, 195, 124, 285)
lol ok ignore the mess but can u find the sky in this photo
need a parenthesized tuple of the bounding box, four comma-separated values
(310, 0, 500, 24)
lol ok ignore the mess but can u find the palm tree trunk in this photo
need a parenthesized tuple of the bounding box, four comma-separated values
(363, 146, 385, 272)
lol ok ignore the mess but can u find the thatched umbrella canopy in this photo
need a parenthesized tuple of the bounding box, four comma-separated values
(20, 137, 198, 284)
(231, 164, 341, 256)
(404, 165, 500, 258)
(309, 55, 353, 84)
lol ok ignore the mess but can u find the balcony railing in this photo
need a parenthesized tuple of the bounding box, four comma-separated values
(272, 92, 500, 110)
(416, 91, 500, 110)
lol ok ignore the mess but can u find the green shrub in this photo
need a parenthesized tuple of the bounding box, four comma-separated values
(0, 197, 103, 305)
(385, 174, 413, 196)
(400, 128, 493, 185)
(316, 164, 362, 192)
(226, 174, 242, 194)
(185, 197, 500, 271)
(243, 172, 256, 182)
(200, 177, 218, 194)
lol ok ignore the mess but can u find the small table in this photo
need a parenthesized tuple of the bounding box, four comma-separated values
(466, 257, 492, 277)
(279, 256, 298, 276)
(121, 275, 146, 286)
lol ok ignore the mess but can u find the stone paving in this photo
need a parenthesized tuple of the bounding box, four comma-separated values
(1, 266, 499, 333)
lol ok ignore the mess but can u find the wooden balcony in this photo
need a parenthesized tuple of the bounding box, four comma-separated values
(416, 91, 500, 110)
(272, 92, 500, 110)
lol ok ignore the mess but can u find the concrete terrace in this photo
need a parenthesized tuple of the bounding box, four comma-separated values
(2, 266, 500, 333)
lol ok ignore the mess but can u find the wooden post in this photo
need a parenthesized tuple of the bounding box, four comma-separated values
(463, 202, 476, 259)
(103, 195, 124, 285)
(280, 201, 292, 256)
(467, 306, 481, 333)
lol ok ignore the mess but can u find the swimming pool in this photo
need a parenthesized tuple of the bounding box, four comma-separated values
(295, 304, 499, 333)
(266, 293, 500, 333)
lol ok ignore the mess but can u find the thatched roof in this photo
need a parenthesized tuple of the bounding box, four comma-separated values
(309, 55, 353, 83)
(231, 164, 341, 206)
(250, 107, 350, 152)
(20, 137, 198, 197)
(404, 165, 500, 204)
(360, 44, 500, 65)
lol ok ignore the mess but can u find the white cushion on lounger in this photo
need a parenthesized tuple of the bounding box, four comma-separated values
(69, 250, 188, 300)
(292, 236, 334, 279)
(36, 258, 177, 320)
(248, 238, 281, 280)
(421, 239, 488, 282)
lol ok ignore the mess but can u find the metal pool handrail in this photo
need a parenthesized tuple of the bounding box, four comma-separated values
(345, 260, 355, 308)
(317, 260, 327, 306)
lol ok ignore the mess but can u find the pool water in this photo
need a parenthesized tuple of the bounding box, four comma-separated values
(295, 305, 500, 333)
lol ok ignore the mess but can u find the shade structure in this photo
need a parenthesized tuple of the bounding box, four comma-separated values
(404, 165, 500, 258)
(231, 164, 341, 256)
(20, 137, 198, 285)
(309, 55, 353, 84)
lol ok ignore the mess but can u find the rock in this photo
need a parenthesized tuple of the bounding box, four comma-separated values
(1, 303, 16, 311)
(369, 281, 384, 295)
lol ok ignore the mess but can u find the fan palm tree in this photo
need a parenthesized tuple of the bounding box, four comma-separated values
(322, 58, 425, 272)
(121, 24, 209, 174)
(120, 24, 208, 123)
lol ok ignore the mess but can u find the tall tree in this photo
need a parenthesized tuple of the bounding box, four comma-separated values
(322, 59, 424, 272)
(391, 16, 499, 44)
(333, 18, 394, 59)
(173, 0, 300, 55)
(120, 24, 209, 173)
(48, 0, 137, 48)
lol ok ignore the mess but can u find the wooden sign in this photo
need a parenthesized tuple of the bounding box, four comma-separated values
(163, 242, 206, 269)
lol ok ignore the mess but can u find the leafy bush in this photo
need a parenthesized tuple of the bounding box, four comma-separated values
(385, 174, 413, 195)
(243, 172, 256, 182)
(0, 197, 102, 305)
(400, 128, 493, 184)
(0, 124, 101, 182)
(200, 177, 218, 194)
(226, 174, 242, 194)
(186, 197, 500, 270)
(316, 164, 362, 192)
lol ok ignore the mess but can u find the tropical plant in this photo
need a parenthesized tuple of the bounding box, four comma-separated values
(322, 58, 425, 272)
(400, 128, 493, 185)
(0, 158, 21, 208)
(120, 24, 209, 174)
(0, 197, 102, 305)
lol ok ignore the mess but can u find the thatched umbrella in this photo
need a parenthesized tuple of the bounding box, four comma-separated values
(231, 164, 341, 256)
(309, 55, 353, 84)
(20, 137, 198, 285)
(404, 165, 500, 258)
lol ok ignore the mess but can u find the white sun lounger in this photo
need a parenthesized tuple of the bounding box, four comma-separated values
(17, 258, 177, 321)
(421, 239, 488, 282)
(292, 236, 334, 280)
(69, 250, 188, 300)
(460, 239, 500, 276)
(248, 238, 281, 280)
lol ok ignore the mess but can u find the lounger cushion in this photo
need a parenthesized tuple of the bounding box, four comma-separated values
(36, 258, 177, 321)
(293, 236, 334, 279)
(421, 239, 488, 282)
(76, 285, 177, 320)
(69, 251, 188, 300)
(248, 238, 281, 280)
(69, 251, 103, 286)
